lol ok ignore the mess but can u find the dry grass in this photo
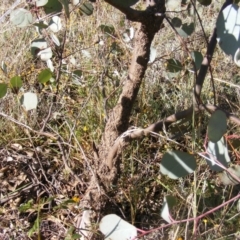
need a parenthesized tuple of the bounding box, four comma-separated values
(0, 0, 240, 239)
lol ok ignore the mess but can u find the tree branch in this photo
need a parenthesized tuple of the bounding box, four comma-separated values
(105, 104, 240, 168)
(194, 0, 233, 103)
(103, 0, 165, 22)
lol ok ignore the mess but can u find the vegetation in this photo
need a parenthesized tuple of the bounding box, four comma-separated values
(1, 0, 240, 239)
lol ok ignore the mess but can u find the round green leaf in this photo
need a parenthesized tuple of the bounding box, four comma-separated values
(10, 76, 22, 94)
(10, 8, 33, 27)
(0, 83, 8, 98)
(197, 0, 212, 6)
(38, 69, 52, 83)
(79, 2, 94, 16)
(160, 150, 196, 179)
(208, 110, 227, 143)
(166, 58, 182, 72)
(171, 17, 182, 27)
(44, 0, 62, 14)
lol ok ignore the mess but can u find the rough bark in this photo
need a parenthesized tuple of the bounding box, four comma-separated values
(98, 1, 166, 184)
(77, 0, 166, 232)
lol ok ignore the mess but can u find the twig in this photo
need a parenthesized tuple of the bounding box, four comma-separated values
(136, 192, 240, 239)
(194, 0, 233, 104)
(57, 139, 85, 187)
(0, 112, 57, 140)
(0, 183, 34, 204)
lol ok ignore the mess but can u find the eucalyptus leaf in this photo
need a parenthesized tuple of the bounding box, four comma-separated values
(160, 150, 196, 179)
(160, 195, 177, 223)
(234, 48, 240, 67)
(36, 0, 48, 7)
(216, 4, 240, 59)
(58, 0, 70, 18)
(190, 51, 203, 71)
(166, 0, 181, 10)
(49, 16, 62, 33)
(1, 61, 7, 74)
(79, 2, 94, 16)
(99, 214, 137, 240)
(21, 92, 38, 111)
(208, 110, 227, 143)
(166, 58, 182, 72)
(44, 0, 62, 14)
(148, 47, 157, 64)
(47, 59, 54, 72)
(10, 76, 22, 94)
(10, 8, 33, 27)
(206, 137, 230, 171)
(31, 39, 48, 56)
(38, 69, 52, 83)
(176, 23, 194, 38)
(37, 47, 53, 61)
(72, 0, 80, 5)
(0, 83, 8, 98)
(34, 21, 48, 30)
(171, 17, 182, 27)
(50, 33, 60, 46)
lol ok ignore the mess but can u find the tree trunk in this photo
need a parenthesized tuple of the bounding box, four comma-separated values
(77, 1, 166, 237)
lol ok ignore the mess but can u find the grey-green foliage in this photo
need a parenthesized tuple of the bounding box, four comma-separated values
(10, 76, 23, 94)
(160, 150, 197, 179)
(176, 23, 195, 38)
(206, 137, 230, 172)
(208, 110, 227, 143)
(160, 195, 177, 223)
(79, 2, 94, 16)
(191, 51, 203, 71)
(10, 8, 33, 27)
(216, 4, 240, 67)
(0, 83, 8, 98)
